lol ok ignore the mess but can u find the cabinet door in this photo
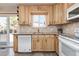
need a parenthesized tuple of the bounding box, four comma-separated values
(38, 35, 44, 51)
(19, 5, 29, 25)
(46, 35, 55, 51)
(53, 4, 68, 24)
(32, 35, 43, 51)
(42, 35, 49, 51)
(19, 5, 26, 24)
(36, 39, 43, 51)
(32, 35, 38, 51)
(46, 35, 52, 51)
(48, 6, 53, 25)
(50, 35, 55, 51)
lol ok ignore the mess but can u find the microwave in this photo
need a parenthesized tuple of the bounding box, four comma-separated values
(67, 4, 79, 21)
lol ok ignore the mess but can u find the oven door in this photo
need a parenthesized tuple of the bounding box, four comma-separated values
(59, 35, 79, 56)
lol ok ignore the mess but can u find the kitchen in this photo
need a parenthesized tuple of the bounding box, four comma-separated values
(0, 3, 79, 56)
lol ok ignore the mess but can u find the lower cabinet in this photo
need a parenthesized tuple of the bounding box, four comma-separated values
(13, 34, 18, 52)
(14, 34, 56, 52)
(55, 35, 59, 55)
(32, 35, 56, 51)
(32, 35, 43, 51)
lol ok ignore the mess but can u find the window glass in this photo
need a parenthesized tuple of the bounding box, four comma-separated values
(32, 15, 46, 27)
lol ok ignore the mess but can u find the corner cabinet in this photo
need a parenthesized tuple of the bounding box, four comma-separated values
(18, 5, 30, 25)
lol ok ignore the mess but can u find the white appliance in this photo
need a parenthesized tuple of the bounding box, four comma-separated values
(67, 4, 79, 20)
(18, 35, 31, 52)
(74, 28, 79, 38)
(59, 35, 79, 56)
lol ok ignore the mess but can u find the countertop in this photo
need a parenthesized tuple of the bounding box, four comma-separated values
(13, 33, 58, 35)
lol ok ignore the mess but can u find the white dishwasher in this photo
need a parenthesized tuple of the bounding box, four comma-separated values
(18, 35, 31, 52)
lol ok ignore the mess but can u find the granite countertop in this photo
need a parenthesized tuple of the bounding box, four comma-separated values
(13, 33, 58, 35)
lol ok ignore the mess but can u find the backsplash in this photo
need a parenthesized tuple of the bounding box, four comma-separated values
(17, 26, 58, 34)
(62, 22, 79, 35)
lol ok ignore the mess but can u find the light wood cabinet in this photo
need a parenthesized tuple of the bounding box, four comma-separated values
(43, 35, 55, 51)
(32, 35, 55, 51)
(32, 35, 43, 51)
(29, 5, 49, 12)
(14, 34, 57, 52)
(29, 5, 53, 26)
(18, 5, 29, 25)
(53, 4, 69, 24)
(55, 35, 59, 55)
(66, 3, 74, 9)
(49, 35, 55, 51)
(13, 35, 18, 52)
(32, 35, 38, 51)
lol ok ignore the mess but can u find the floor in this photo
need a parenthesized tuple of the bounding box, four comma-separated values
(0, 48, 57, 56)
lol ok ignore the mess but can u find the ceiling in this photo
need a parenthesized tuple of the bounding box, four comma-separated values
(0, 3, 55, 16)
(0, 3, 18, 14)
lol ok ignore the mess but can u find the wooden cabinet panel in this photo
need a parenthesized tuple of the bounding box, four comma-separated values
(46, 35, 52, 51)
(32, 38, 37, 51)
(14, 35, 56, 52)
(42, 35, 55, 51)
(32, 35, 43, 51)
(32, 35, 56, 51)
(66, 3, 74, 8)
(29, 6, 38, 12)
(38, 6, 49, 11)
(29, 5, 49, 12)
(13, 35, 18, 52)
(42, 35, 48, 51)
(55, 35, 59, 55)
(18, 5, 29, 25)
(32, 35, 38, 51)
(53, 4, 68, 24)
(50, 35, 55, 51)
(19, 5, 25, 24)
(48, 6, 53, 25)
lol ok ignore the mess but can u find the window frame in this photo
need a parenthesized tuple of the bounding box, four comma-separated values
(31, 12, 48, 28)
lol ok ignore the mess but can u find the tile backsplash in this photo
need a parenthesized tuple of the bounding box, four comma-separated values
(62, 22, 79, 35)
(17, 26, 58, 34)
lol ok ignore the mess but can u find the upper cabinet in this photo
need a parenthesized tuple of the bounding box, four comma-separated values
(29, 5, 53, 26)
(18, 5, 53, 26)
(53, 4, 69, 24)
(18, 4, 29, 25)
(17, 4, 74, 25)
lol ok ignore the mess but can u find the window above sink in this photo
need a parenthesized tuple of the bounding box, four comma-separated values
(32, 14, 47, 28)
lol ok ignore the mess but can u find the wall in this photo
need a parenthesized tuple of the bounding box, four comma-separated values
(62, 22, 79, 35)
